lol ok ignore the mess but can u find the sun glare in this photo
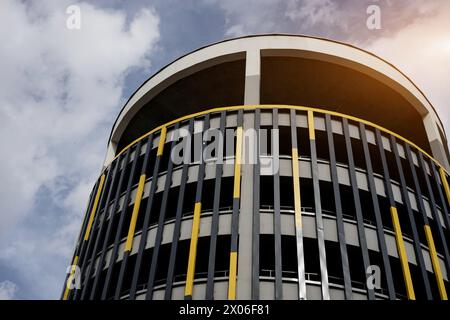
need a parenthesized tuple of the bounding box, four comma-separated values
(445, 40, 450, 53)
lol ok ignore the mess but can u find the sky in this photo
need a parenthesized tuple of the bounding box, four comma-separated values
(0, 0, 449, 300)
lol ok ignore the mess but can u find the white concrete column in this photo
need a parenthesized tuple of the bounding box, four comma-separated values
(423, 113, 450, 170)
(237, 49, 260, 299)
(244, 49, 261, 105)
(103, 141, 117, 168)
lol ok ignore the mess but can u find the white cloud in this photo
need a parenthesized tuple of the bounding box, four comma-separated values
(0, 0, 159, 298)
(204, 0, 357, 37)
(203, 0, 283, 37)
(208, 0, 450, 134)
(364, 1, 450, 131)
(285, 0, 342, 29)
(0, 281, 18, 300)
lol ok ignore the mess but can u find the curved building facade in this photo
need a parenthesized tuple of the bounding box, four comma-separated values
(63, 35, 450, 300)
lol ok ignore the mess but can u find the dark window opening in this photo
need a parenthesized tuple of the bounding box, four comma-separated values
(412, 209, 428, 245)
(119, 156, 135, 195)
(132, 152, 145, 186)
(219, 177, 234, 209)
(201, 179, 216, 212)
(350, 137, 366, 171)
(320, 181, 336, 216)
(281, 235, 297, 278)
(346, 245, 367, 290)
(260, 176, 274, 208)
(408, 263, 428, 300)
(385, 149, 401, 184)
(427, 270, 441, 300)
(104, 261, 121, 300)
(300, 178, 314, 212)
(172, 240, 191, 283)
(144, 147, 158, 177)
(99, 174, 113, 212)
(119, 204, 134, 240)
(94, 211, 108, 249)
(315, 130, 330, 161)
(278, 125, 292, 156)
(325, 241, 344, 286)
(107, 210, 120, 248)
(303, 238, 321, 283)
(428, 218, 445, 256)
(158, 139, 172, 174)
(182, 182, 197, 216)
(340, 184, 357, 221)
(193, 237, 211, 280)
(297, 127, 310, 157)
(333, 133, 348, 165)
(400, 156, 415, 190)
(394, 204, 413, 241)
(358, 190, 376, 228)
(164, 185, 180, 221)
(368, 142, 383, 177)
(210, 235, 232, 277)
(91, 269, 107, 299)
(414, 162, 430, 199)
(149, 192, 164, 226)
(135, 248, 153, 292)
(280, 176, 294, 210)
(377, 195, 393, 231)
(259, 235, 275, 277)
(118, 254, 137, 297)
(134, 197, 148, 234)
(154, 242, 172, 285)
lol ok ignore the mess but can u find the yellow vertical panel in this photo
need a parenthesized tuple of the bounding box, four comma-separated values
(390, 207, 415, 300)
(424, 224, 448, 300)
(233, 126, 243, 198)
(84, 174, 106, 241)
(228, 251, 238, 300)
(292, 147, 302, 228)
(157, 126, 167, 156)
(63, 255, 79, 300)
(307, 110, 315, 140)
(184, 202, 202, 297)
(125, 174, 146, 252)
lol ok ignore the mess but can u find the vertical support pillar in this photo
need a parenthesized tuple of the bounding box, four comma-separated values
(423, 113, 450, 171)
(308, 111, 330, 300)
(184, 116, 210, 299)
(206, 111, 226, 300)
(290, 109, 307, 300)
(244, 49, 260, 105)
(228, 110, 244, 300)
(235, 49, 260, 299)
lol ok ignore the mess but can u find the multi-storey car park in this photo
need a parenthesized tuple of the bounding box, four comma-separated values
(63, 35, 450, 300)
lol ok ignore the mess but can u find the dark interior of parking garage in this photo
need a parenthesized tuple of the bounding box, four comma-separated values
(115, 55, 431, 157)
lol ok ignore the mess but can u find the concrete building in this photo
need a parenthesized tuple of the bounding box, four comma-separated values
(63, 35, 450, 300)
